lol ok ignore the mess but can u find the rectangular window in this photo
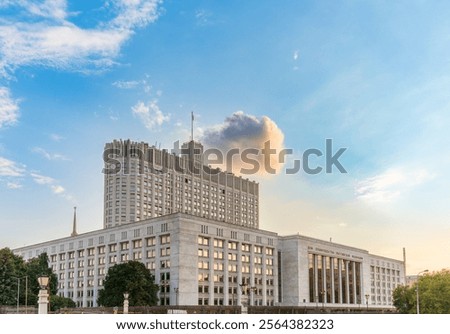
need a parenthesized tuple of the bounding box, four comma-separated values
(146, 237, 156, 247)
(160, 235, 170, 245)
(198, 236, 209, 246)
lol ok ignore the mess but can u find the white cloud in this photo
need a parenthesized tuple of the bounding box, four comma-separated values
(51, 184, 65, 194)
(112, 80, 140, 89)
(201, 111, 285, 176)
(195, 9, 213, 26)
(32, 147, 69, 161)
(49, 133, 64, 141)
(293, 50, 299, 60)
(0, 0, 162, 76)
(112, 78, 152, 92)
(131, 100, 170, 130)
(0, 86, 20, 128)
(7, 181, 22, 189)
(355, 167, 435, 204)
(30, 171, 75, 201)
(30, 172, 55, 185)
(0, 156, 25, 176)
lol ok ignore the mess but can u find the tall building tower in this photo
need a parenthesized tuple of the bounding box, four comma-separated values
(103, 139, 259, 229)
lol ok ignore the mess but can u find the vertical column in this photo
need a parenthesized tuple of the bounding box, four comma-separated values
(262, 246, 267, 306)
(208, 237, 214, 306)
(313, 255, 319, 306)
(322, 256, 327, 304)
(345, 260, 350, 304)
(352, 262, 357, 304)
(338, 259, 343, 304)
(330, 257, 335, 304)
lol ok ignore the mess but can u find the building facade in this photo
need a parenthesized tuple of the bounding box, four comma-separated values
(280, 235, 404, 309)
(15, 213, 277, 308)
(103, 140, 259, 229)
(13, 139, 406, 310)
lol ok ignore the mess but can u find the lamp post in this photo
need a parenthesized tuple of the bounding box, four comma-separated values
(249, 286, 257, 306)
(37, 276, 50, 314)
(239, 282, 248, 314)
(365, 294, 369, 311)
(320, 290, 325, 311)
(14, 276, 28, 314)
(123, 292, 129, 314)
(416, 270, 429, 314)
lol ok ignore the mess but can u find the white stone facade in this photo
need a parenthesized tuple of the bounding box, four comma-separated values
(279, 235, 405, 310)
(13, 139, 406, 310)
(14, 213, 404, 309)
(103, 140, 259, 229)
(15, 213, 278, 308)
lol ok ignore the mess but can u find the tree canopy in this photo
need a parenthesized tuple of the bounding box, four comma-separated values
(97, 261, 159, 307)
(0, 248, 58, 307)
(393, 269, 450, 314)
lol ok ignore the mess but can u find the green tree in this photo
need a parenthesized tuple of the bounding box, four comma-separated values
(392, 285, 416, 314)
(97, 261, 158, 307)
(25, 253, 58, 305)
(393, 270, 450, 314)
(50, 295, 76, 312)
(0, 248, 26, 306)
(0, 248, 63, 308)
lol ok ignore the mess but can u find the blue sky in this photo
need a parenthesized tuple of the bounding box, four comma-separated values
(1, 0, 449, 274)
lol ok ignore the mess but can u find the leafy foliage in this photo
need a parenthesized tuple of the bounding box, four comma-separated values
(393, 270, 450, 314)
(50, 295, 76, 311)
(0, 248, 61, 308)
(97, 261, 159, 307)
(0, 248, 26, 305)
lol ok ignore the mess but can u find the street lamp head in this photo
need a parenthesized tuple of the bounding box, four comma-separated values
(123, 292, 129, 300)
(37, 276, 49, 289)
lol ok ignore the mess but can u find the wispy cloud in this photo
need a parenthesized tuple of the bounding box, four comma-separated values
(355, 167, 435, 204)
(0, 156, 25, 177)
(195, 9, 213, 26)
(131, 100, 170, 130)
(30, 172, 55, 185)
(0, 86, 20, 128)
(32, 147, 69, 161)
(112, 80, 140, 89)
(7, 181, 23, 189)
(30, 171, 75, 201)
(0, 158, 74, 199)
(112, 78, 151, 93)
(49, 133, 64, 142)
(0, 0, 162, 76)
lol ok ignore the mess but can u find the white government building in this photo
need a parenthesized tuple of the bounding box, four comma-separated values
(14, 139, 406, 310)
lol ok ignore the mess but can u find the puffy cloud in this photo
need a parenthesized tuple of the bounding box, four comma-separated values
(0, 87, 20, 128)
(201, 111, 285, 176)
(131, 100, 170, 130)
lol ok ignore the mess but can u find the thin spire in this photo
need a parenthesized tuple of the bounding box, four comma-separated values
(191, 111, 194, 142)
(71, 206, 78, 237)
